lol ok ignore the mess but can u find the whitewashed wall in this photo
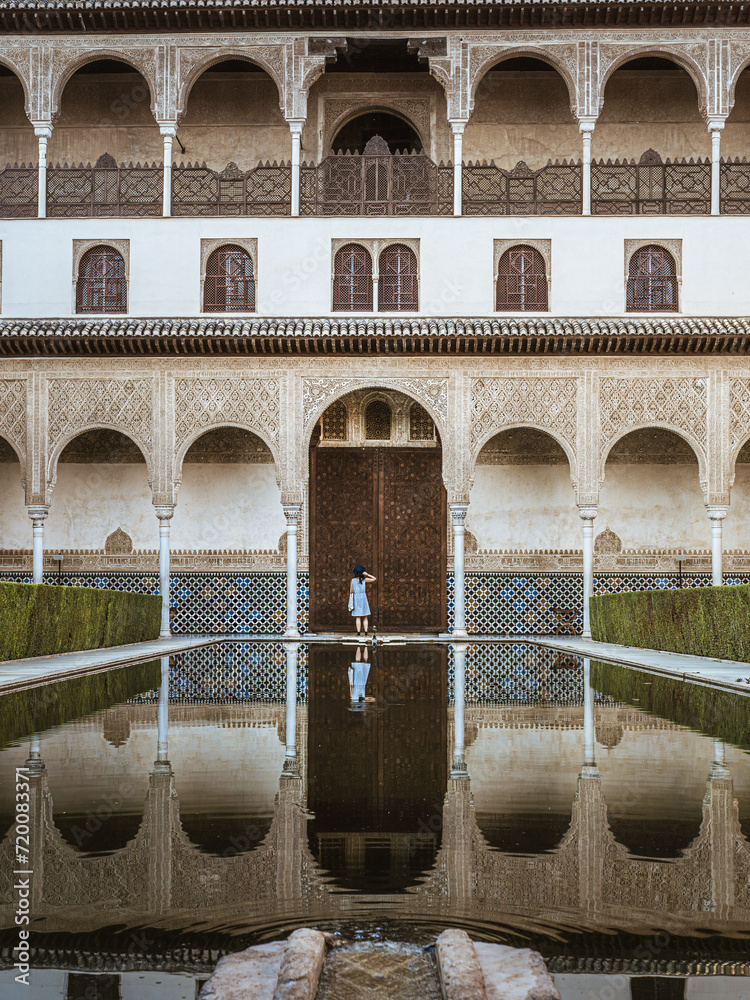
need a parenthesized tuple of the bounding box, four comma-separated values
(2, 216, 750, 318)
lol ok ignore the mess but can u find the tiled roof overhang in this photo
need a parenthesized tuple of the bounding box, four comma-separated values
(0, 316, 749, 356)
(0, 0, 744, 32)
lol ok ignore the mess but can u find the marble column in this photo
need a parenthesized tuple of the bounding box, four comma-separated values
(283, 505, 301, 637)
(288, 120, 304, 216)
(155, 656, 170, 769)
(159, 123, 177, 217)
(707, 118, 725, 216)
(284, 642, 300, 775)
(155, 506, 174, 638)
(579, 505, 597, 637)
(450, 503, 469, 638)
(27, 505, 49, 584)
(451, 643, 469, 778)
(449, 120, 466, 216)
(33, 123, 52, 218)
(578, 118, 596, 216)
(707, 505, 728, 586)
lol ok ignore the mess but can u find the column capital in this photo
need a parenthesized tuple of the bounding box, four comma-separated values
(154, 504, 175, 521)
(706, 116, 727, 133)
(578, 116, 597, 135)
(578, 504, 598, 521)
(283, 504, 301, 526)
(448, 118, 468, 135)
(158, 122, 178, 138)
(31, 122, 53, 139)
(706, 504, 729, 521)
(286, 118, 305, 135)
(27, 504, 49, 522)
(449, 502, 469, 524)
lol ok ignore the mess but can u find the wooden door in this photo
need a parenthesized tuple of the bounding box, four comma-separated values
(309, 447, 446, 632)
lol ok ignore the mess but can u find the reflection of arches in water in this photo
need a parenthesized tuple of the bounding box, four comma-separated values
(54, 812, 143, 857)
(475, 812, 573, 856)
(179, 814, 274, 856)
(607, 815, 703, 860)
(307, 643, 446, 890)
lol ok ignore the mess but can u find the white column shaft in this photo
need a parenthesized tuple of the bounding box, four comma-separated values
(579, 120, 595, 217)
(583, 658, 595, 767)
(452, 645, 467, 776)
(709, 121, 724, 216)
(707, 506, 727, 587)
(284, 506, 301, 637)
(450, 123, 464, 216)
(289, 123, 303, 217)
(157, 656, 169, 762)
(579, 507, 597, 637)
(32, 520, 44, 584)
(34, 125, 52, 219)
(158, 520, 171, 637)
(450, 504, 468, 638)
(162, 134, 174, 217)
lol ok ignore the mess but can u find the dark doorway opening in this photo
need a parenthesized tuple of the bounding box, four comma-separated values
(309, 447, 446, 632)
(332, 112, 422, 154)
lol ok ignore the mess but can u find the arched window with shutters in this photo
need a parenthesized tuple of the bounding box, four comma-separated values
(365, 400, 392, 440)
(204, 244, 255, 312)
(76, 244, 127, 314)
(496, 245, 548, 312)
(378, 244, 418, 312)
(333, 244, 373, 311)
(626, 244, 678, 312)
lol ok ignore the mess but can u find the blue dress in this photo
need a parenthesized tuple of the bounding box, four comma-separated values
(351, 577, 371, 617)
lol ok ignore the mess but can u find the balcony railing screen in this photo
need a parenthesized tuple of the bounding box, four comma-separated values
(463, 159, 581, 216)
(591, 150, 710, 215)
(172, 161, 290, 217)
(48, 155, 162, 218)
(76, 245, 127, 314)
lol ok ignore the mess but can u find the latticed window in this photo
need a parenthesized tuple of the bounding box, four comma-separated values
(626, 245, 678, 313)
(409, 403, 435, 441)
(333, 244, 373, 311)
(76, 245, 126, 314)
(204, 244, 255, 312)
(378, 244, 418, 311)
(322, 400, 348, 440)
(496, 246, 548, 312)
(365, 400, 392, 440)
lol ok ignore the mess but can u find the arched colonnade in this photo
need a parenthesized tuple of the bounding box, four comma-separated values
(1, 361, 749, 636)
(3, 29, 750, 216)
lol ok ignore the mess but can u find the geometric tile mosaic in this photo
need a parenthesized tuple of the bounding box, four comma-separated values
(2, 570, 747, 636)
(448, 642, 586, 704)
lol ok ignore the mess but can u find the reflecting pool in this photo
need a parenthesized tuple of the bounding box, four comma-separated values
(1, 641, 750, 999)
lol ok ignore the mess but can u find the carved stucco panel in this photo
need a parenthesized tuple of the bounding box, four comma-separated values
(470, 377, 578, 454)
(174, 377, 280, 454)
(0, 379, 27, 460)
(729, 378, 750, 452)
(600, 377, 708, 456)
(47, 378, 153, 464)
(302, 376, 448, 432)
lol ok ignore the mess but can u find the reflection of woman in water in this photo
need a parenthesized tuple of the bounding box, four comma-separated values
(348, 645, 375, 705)
(350, 564, 377, 638)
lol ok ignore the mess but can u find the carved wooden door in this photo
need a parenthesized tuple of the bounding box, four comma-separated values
(310, 447, 446, 632)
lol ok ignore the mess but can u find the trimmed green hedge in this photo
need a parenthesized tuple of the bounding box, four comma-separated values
(590, 659, 750, 750)
(0, 658, 160, 750)
(0, 582, 161, 661)
(590, 584, 750, 662)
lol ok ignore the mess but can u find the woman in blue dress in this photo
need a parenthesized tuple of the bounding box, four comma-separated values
(349, 564, 377, 637)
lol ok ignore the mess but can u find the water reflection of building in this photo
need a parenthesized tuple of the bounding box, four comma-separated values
(1, 648, 749, 981)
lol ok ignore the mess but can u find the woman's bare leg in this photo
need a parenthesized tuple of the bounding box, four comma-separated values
(363, 617, 369, 633)
(355, 617, 362, 633)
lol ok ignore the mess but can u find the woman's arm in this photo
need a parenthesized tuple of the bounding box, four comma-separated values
(364, 573, 377, 581)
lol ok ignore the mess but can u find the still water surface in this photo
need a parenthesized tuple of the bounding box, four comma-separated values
(1, 641, 750, 998)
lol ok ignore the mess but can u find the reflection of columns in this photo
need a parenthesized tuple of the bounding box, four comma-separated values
(450, 503, 469, 638)
(449, 120, 466, 216)
(579, 505, 597, 637)
(25, 743, 48, 909)
(155, 506, 174, 638)
(706, 505, 728, 587)
(32, 123, 52, 218)
(288, 120, 304, 216)
(706, 739, 736, 919)
(451, 643, 468, 777)
(284, 643, 300, 774)
(25, 734, 45, 773)
(583, 658, 596, 773)
(145, 768, 174, 914)
(707, 118, 725, 216)
(578, 118, 596, 216)
(155, 656, 170, 769)
(159, 123, 177, 217)
(283, 505, 301, 637)
(27, 505, 49, 584)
